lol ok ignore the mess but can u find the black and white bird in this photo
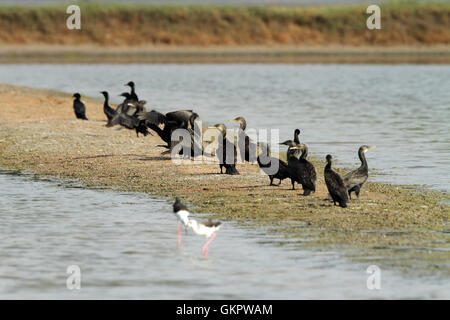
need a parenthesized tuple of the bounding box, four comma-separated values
(72, 93, 88, 120)
(187, 219, 221, 257)
(125, 81, 139, 102)
(173, 198, 190, 248)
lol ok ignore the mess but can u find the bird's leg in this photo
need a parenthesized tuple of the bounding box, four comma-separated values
(355, 187, 360, 199)
(348, 191, 352, 200)
(269, 176, 274, 186)
(291, 180, 295, 190)
(277, 179, 282, 186)
(177, 222, 182, 248)
(201, 233, 216, 257)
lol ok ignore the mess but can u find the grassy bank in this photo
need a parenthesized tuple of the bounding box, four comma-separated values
(1, 45, 450, 64)
(0, 84, 448, 275)
(0, 2, 449, 46)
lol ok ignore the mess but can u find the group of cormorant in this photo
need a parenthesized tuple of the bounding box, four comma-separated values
(72, 81, 375, 209)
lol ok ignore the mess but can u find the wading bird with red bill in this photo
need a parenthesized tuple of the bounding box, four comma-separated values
(173, 198, 190, 248)
(187, 219, 221, 257)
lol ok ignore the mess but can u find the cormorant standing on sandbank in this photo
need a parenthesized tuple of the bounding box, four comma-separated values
(208, 124, 239, 175)
(324, 154, 349, 208)
(344, 145, 376, 199)
(72, 93, 88, 120)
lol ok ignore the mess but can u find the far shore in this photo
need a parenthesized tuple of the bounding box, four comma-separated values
(1, 45, 450, 64)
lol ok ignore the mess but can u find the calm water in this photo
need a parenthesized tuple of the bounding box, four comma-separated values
(0, 64, 449, 192)
(0, 169, 448, 299)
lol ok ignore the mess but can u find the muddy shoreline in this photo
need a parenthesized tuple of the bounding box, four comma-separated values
(0, 84, 448, 275)
(1, 45, 450, 64)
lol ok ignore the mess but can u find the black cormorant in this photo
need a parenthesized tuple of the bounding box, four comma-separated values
(286, 143, 317, 196)
(343, 145, 376, 199)
(168, 114, 203, 158)
(280, 128, 301, 158)
(166, 110, 199, 129)
(100, 91, 116, 122)
(125, 81, 139, 101)
(137, 110, 200, 150)
(324, 154, 349, 208)
(257, 143, 291, 186)
(106, 94, 150, 137)
(208, 124, 239, 175)
(72, 93, 88, 120)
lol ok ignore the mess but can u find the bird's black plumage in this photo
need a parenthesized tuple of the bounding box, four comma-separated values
(138, 110, 200, 152)
(324, 154, 349, 208)
(125, 81, 139, 102)
(100, 91, 116, 122)
(173, 198, 188, 213)
(203, 220, 222, 228)
(343, 145, 375, 199)
(72, 93, 88, 120)
(166, 110, 198, 129)
(257, 143, 291, 186)
(107, 93, 150, 137)
(280, 128, 301, 159)
(286, 143, 317, 196)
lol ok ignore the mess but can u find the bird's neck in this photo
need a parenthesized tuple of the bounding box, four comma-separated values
(294, 132, 300, 144)
(359, 151, 368, 170)
(325, 161, 332, 171)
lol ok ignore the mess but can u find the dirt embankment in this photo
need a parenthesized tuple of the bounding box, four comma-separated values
(0, 3, 449, 47)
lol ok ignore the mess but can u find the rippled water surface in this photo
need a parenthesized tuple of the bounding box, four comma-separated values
(0, 170, 448, 299)
(0, 64, 449, 192)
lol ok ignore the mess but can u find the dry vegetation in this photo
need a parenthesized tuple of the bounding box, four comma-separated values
(0, 2, 449, 46)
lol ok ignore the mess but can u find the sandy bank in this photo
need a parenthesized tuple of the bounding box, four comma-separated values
(0, 84, 448, 274)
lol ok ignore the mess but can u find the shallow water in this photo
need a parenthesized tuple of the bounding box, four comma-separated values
(0, 170, 448, 299)
(0, 64, 449, 192)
